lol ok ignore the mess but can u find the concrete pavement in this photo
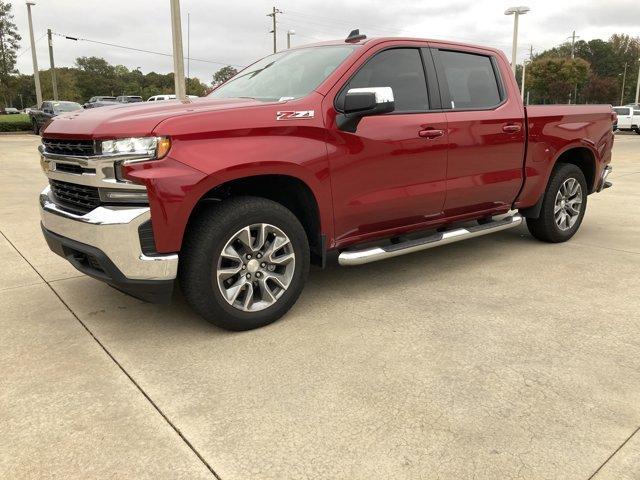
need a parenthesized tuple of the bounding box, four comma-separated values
(1, 133, 639, 479)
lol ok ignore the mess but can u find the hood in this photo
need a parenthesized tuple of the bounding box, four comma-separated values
(42, 97, 271, 139)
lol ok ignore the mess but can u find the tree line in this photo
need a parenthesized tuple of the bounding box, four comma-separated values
(1, 0, 638, 108)
(518, 34, 639, 105)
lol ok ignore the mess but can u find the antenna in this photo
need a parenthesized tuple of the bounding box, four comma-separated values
(345, 29, 366, 43)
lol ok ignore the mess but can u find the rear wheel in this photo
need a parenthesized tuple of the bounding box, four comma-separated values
(180, 196, 310, 331)
(525, 163, 587, 243)
(32, 119, 39, 135)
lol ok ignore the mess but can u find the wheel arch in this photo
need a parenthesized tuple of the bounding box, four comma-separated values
(553, 146, 597, 193)
(518, 144, 598, 218)
(188, 173, 326, 265)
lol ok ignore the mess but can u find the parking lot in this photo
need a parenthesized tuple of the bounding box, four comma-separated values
(0, 133, 639, 479)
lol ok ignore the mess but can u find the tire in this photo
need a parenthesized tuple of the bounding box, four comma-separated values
(635, 128, 640, 135)
(32, 119, 39, 135)
(525, 163, 588, 243)
(179, 196, 310, 331)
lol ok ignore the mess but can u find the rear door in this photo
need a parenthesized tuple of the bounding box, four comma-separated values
(325, 45, 449, 244)
(431, 45, 526, 216)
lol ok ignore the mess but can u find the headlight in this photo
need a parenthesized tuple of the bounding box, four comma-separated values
(101, 136, 171, 159)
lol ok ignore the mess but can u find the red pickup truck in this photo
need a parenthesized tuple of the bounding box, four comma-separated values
(39, 33, 614, 330)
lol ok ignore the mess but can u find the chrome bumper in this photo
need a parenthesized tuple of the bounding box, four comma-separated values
(39, 186, 178, 281)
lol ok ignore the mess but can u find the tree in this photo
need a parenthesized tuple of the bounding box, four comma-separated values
(0, 1, 21, 107)
(212, 66, 238, 86)
(582, 74, 619, 104)
(528, 57, 590, 104)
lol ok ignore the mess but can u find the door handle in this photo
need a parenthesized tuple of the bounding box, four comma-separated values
(419, 128, 444, 139)
(502, 124, 522, 134)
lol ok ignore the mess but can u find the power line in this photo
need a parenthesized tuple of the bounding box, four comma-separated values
(51, 32, 244, 68)
(15, 33, 46, 58)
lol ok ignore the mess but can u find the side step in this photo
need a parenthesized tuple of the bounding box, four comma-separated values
(338, 214, 523, 266)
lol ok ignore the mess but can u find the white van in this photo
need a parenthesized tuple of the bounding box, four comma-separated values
(147, 95, 199, 102)
(613, 106, 640, 133)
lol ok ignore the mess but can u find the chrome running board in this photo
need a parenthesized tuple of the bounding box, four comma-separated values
(338, 214, 523, 266)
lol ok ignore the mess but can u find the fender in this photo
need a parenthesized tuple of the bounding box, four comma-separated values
(513, 110, 611, 210)
(125, 136, 333, 253)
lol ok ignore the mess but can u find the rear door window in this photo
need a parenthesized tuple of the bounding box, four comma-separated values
(337, 48, 429, 112)
(437, 50, 502, 110)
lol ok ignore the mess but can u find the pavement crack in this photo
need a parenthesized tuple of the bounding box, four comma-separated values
(587, 424, 640, 480)
(0, 230, 222, 480)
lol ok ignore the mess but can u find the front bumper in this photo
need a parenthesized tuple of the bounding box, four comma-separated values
(40, 186, 178, 303)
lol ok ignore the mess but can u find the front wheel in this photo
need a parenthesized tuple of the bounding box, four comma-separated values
(180, 196, 310, 331)
(525, 163, 587, 243)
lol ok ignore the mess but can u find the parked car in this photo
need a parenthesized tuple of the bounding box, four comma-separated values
(147, 94, 176, 102)
(147, 94, 200, 101)
(84, 100, 119, 109)
(3, 107, 20, 114)
(38, 33, 614, 331)
(84, 96, 117, 108)
(115, 95, 143, 103)
(613, 106, 640, 133)
(29, 100, 83, 134)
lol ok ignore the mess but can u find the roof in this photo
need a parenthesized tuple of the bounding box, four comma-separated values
(290, 36, 502, 56)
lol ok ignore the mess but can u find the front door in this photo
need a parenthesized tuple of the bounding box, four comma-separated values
(325, 46, 449, 244)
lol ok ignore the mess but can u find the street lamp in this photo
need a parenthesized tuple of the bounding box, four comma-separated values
(505, 6, 530, 75)
(287, 29, 296, 49)
(619, 63, 628, 106)
(635, 58, 640, 105)
(26, 1, 42, 106)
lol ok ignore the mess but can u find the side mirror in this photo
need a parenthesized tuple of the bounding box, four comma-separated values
(336, 87, 395, 133)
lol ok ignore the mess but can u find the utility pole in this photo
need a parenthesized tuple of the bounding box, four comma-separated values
(635, 58, 640, 105)
(47, 29, 58, 100)
(568, 30, 579, 58)
(620, 62, 628, 105)
(26, 2, 42, 106)
(267, 7, 282, 54)
(520, 45, 533, 102)
(169, 0, 187, 100)
(521, 60, 527, 100)
(186, 12, 190, 94)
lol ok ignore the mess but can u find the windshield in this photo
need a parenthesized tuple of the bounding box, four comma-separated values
(53, 102, 82, 113)
(209, 45, 356, 102)
(614, 107, 630, 115)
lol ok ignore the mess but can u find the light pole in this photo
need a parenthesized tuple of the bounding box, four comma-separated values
(287, 29, 295, 49)
(169, 0, 187, 101)
(26, 2, 42, 106)
(634, 58, 640, 105)
(521, 60, 529, 101)
(505, 6, 530, 75)
(620, 62, 628, 106)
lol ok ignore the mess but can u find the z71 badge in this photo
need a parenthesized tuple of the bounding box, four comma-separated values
(276, 110, 315, 120)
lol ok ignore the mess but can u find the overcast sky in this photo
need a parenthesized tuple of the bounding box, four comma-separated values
(9, 0, 640, 85)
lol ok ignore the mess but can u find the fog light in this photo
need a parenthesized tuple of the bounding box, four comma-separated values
(101, 189, 149, 203)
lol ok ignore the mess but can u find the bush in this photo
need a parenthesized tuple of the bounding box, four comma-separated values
(0, 114, 32, 132)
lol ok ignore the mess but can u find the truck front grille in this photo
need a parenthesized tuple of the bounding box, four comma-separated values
(43, 138, 96, 156)
(49, 179, 101, 214)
